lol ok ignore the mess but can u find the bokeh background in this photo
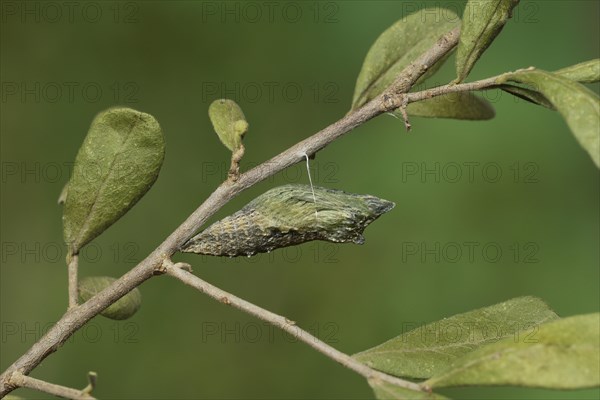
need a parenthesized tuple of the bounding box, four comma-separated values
(1, 1, 599, 399)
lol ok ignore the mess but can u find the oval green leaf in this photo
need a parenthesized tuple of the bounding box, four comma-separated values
(425, 313, 600, 389)
(555, 59, 600, 83)
(351, 7, 460, 110)
(79, 276, 142, 320)
(208, 99, 248, 152)
(501, 69, 600, 167)
(353, 296, 558, 379)
(63, 108, 165, 253)
(369, 379, 447, 400)
(456, 0, 520, 82)
(402, 92, 495, 120)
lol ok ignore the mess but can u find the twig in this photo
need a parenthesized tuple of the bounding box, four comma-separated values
(398, 95, 411, 131)
(68, 253, 79, 309)
(7, 371, 95, 400)
(163, 261, 423, 391)
(406, 74, 509, 104)
(0, 27, 461, 397)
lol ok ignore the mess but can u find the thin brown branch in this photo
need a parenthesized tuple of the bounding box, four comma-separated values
(164, 261, 422, 391)
(68, 253, 79, 309)
(406, 74, 509, 104)
(0, 27, 461, 397)
(7, 371, 95, 400)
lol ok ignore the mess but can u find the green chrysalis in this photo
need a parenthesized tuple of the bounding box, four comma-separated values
(180, 184, 395, 257)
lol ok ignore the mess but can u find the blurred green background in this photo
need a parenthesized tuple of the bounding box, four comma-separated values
(1, 1, 598, 399)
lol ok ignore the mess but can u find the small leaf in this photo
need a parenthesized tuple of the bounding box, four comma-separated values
(501, 69, 600, 167)
(425, 313, 600, 389)
(402, 92, 495, 120)
(208, 99, 248, 152)
(351, 8, 460, 110)
(499, 84, 555, 110)
(79, 276, 142, 320)
(456, 0, 520, 82)
(63, 108, 165, 253)
(353, 296, 558, 379)
(369, 379, 447, 400)
(555, 59, 600, 83)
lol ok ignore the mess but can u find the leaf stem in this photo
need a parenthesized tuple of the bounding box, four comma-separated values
(228, 144, 245, 181)
(68, 253, 79, 309)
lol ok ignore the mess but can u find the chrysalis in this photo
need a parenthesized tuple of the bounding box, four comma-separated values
(180, 184, 395, 257)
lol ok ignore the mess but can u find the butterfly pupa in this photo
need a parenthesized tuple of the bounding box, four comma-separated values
(180, 184, 395, 257)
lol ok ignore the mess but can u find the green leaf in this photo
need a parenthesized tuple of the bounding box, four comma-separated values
(501, 69, 600, 167)
(369, 379, 447, 400)
(499, 84, 555, 110)
(456, 0, 520, 82)
(351, 7, 460, 110)
(555, 59, 600, 83)
(498, 60, 599, 111)
(79, 276, 142, 320)
(425, 313, 600, 389)
(63, 108, 165, 253)
(208, 99, 248, 152)
(402, 92, 495, 120)
(353, 296, 558, 379)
